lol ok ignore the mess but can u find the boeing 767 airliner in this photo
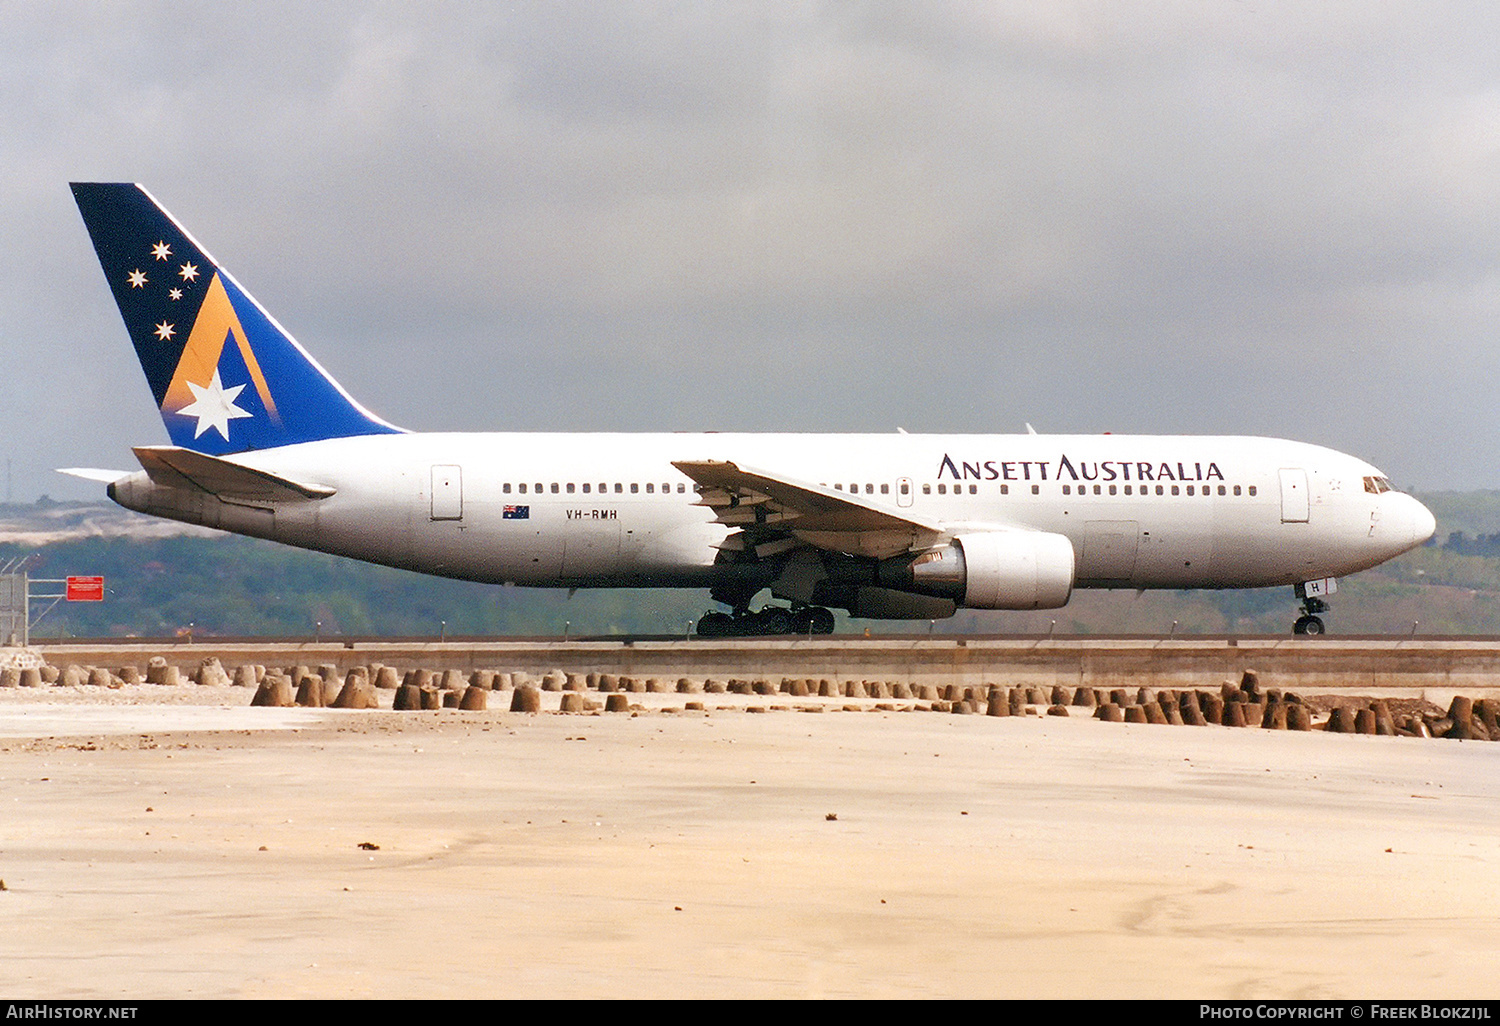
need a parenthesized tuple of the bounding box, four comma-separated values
(64, 183, 1436, 635)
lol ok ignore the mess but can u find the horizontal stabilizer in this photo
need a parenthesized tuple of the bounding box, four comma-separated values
(132, 446, 335, 502)
(57, 467, 132, 484)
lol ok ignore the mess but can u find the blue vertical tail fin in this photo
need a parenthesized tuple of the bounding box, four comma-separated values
(71, 183, 403, 454)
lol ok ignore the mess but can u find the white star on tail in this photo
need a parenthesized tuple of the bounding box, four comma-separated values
(153, 321, 175, 341)
(151, 241, 171, 261)
(176, 369, 253, 440)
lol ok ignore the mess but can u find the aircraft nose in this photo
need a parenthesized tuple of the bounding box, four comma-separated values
(1406, 495, 1437, 548)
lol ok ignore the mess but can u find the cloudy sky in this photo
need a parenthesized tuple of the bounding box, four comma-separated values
(5, 1, 1499, 502)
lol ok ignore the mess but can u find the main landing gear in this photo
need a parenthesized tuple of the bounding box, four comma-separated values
(1292, 582, 1330, 635)
(695, 605, 836, 637)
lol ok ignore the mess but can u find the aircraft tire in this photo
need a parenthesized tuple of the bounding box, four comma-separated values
(1293, 615, 1326, 636)
(696, 612, 733, 637)
(793, 607, 836, 635)
(756, 608, 796, 635)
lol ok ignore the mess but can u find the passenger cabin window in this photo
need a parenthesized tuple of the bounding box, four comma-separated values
(503, 483, 511, 494)
(550, 483, 559, 494)
(881, 484, 889, 494)
(1031, 485, 1039, 495)
(631, 483, 639, 494)
(646, 483, 654, 494)
(566, 483, 575, 494)
(614, 483, 623, 493)
(922, 484, 931, 495)
(582, 483, 591, 493)
(518, 483, 527, 494)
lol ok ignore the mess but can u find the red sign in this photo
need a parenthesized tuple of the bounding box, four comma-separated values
(66, 576, 104, 602)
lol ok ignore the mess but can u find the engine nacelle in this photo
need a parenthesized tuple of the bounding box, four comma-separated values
(889, 531, 1075, 610)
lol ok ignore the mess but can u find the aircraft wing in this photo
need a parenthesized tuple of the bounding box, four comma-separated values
(132, 446, 336, 503)
(672, 459, 941, 560)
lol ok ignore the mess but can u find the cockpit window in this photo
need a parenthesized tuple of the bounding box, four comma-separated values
(1363, 476, 1396, 495)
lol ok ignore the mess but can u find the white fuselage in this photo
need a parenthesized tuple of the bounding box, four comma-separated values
(106, 432, 1436, 597)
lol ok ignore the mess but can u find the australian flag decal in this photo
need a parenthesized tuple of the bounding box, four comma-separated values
(503, 505, 530, 520)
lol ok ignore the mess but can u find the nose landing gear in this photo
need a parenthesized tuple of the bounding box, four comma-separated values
(1292, 581, 1332, 635)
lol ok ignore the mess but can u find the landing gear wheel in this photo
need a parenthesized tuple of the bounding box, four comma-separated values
(791, 606, 836, 635)
(696, 611, 733, 637)
(1293, 615, 1325, 635)
(755, 607, 795, 635)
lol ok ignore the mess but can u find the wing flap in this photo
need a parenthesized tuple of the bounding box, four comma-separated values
(673, 459, 940, 560)
(133, 446, 335, 503)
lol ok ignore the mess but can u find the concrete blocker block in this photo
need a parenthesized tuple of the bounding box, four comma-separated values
(1009, 689, 1027, 716)
(251, 675, 294, 708)
(294, 677, 325, 707)
(510, 686, 542, 713)
(459, 686, 487, 711)
(1326, 707, 1357, 734)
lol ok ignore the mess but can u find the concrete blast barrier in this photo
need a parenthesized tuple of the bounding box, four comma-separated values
(251, 676, 294, 707)
(511, 685, 541, 713)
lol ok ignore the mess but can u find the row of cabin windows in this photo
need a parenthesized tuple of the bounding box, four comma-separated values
(1061, 483, 1256, 497)
(829, 481, 1257, 498)
(501, 482, 689, 495)
(498, 480, 1257, 499)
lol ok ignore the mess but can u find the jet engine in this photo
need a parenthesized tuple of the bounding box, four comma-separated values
(882, 531, 1076, 610)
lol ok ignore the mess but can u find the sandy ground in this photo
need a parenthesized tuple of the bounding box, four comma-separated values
(0, 686, 1497, 999)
